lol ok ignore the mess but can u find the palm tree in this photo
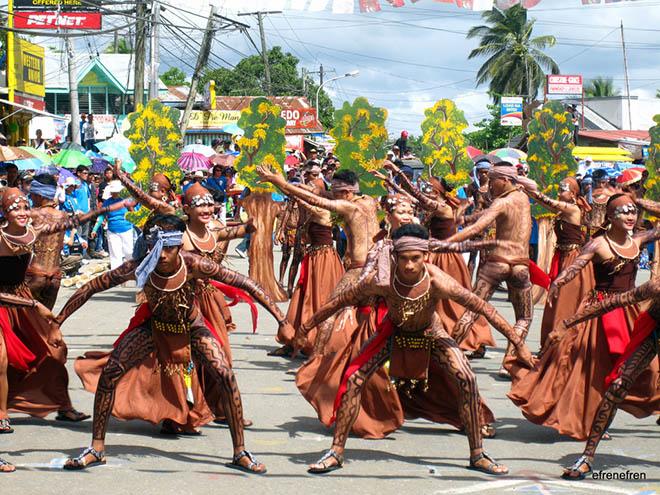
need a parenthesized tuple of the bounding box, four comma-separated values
(584, 77, 620, 97)
(467, 5, 559, 103)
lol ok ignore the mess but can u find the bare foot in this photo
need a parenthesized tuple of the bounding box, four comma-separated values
(0, 458, 15, 473)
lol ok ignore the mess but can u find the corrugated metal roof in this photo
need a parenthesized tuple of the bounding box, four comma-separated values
(578, 130, 650, 143)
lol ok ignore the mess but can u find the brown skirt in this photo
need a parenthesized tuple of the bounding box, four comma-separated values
(281, 246, 344, 354)
(427, 251, 495, 351)
(6, 285, 70, 418)
(539, 250, 595, 348)
(75, 326, 214, 430)
(508, 299, 660, 440)
(296, 306, 404, 439)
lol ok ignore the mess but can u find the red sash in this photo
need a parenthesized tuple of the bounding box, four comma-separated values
(330, 302, 390, 424)
(297, 254, 310, 290)
(548, 251, 561, 282)
(209, 280, 258, 333)
(529, 260, 551, 290)
(0, 307, 38, 372)
(605, 310, 656, 386)
(597, 292, 631, 356)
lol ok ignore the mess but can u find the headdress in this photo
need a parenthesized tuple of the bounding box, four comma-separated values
(133, 226, 184, 288)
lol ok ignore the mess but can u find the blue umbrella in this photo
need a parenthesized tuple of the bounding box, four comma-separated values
(36, 165, 60, 176)
(222, 123, 243, 136)
(96, 138, 135, 173)
(13, 158, 43, 171)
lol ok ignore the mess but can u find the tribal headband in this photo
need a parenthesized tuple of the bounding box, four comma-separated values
(30, 179, 58, 200)
(1, 188, 29, 212)
(331, 180, 360, 193)
(392, 236, 429, 253)
(384, 194, 413, 212)
(188, 193, 214, 207)
(613, 203, 637, 217)
(134, 226, 184, 288)
(606, 194, 636, 219)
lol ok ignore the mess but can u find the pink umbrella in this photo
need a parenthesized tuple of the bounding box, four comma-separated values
(177, 152, 211, 172)
(466, 146, 484, 160)
(285, 154, 300, 166)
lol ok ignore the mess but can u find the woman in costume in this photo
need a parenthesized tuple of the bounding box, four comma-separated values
(0, 187, 127, 432)
(508, 193, 660, 440)
(560, 278, 660, 479)
(383, 161, 494, 357)
(521, 177, 594, 347)
(57, 214, 294, 473)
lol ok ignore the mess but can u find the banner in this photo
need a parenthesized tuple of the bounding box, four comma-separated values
(547, 75, 583, 96)
(187, 110, 241, 130)
(8, 38, 45, 98)
(500, 96, 523, 126)
(13, 11, 102, 29)
(13, 0, 102, 10)
(280, 108, 319, 129)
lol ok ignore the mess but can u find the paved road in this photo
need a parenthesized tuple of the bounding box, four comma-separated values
(3, 245, 659, 494)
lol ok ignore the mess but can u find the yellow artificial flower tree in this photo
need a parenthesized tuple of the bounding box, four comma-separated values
(234, 97, 288, 302)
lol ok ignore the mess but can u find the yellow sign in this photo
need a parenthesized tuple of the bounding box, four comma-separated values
(187, 110, 240, 130)
(9, 38, 45, 98)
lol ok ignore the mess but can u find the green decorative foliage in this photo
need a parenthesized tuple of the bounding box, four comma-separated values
(234, 97, 287, 193)
(645, 114, 660, 202)
(526, 100, 576, 217)
(124, 99, 183, 226)
(420, 99, 473, 186)
(329, 97, 388, 196)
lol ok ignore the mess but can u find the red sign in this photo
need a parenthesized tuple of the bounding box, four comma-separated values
(547, 75, 583, 95)
(14, 11, 102, 29)
(280, 108, 319, 129)
(13, 92, 46, 111)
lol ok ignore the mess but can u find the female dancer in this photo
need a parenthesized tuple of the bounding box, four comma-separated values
(560, 278, 660, 479)
(521, 177, 594, 347)
(383, 161, 494, 357)
(508, 193, 660, 439)
(0, 187, 126, 432)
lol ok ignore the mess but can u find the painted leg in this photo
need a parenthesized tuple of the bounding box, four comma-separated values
(501, 266, 533, 376)
(451, 274, 498, 345)
(279, 244, 292, 288)
(0, 335, 11, 433)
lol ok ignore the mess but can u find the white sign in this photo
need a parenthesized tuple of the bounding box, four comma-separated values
(500, 96, 523, 127)
(547, 75, 583, 95)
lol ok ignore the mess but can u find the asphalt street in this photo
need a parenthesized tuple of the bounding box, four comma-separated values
(2, 244, 658, 495)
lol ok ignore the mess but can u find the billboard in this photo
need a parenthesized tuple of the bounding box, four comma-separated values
(13, 11, 102, 29)
(187, 110, 241, 130)
(13, 0, 101, 9)
(547, 75, 583, 95)
(280, 108, 319, 129)
(500, 96, 523, 127)
(8, 38, 45, 98)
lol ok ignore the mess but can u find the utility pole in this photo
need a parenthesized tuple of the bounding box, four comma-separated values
(134, 0, 147, 109)
(66, 37, 81, 145)
(302, 67, 307, 94)
(180, 6, 217, 134)
(620, 21, 633, 130)
(237, 11, 282, 96)
(113, 30, 119, 53)
(309, 64, 335, 87)
(149, 0, 161, 100)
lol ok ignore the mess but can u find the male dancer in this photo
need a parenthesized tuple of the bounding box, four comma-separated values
(297, 224, 535, 475)
(447, 162, 536, 376)
(54, 214, 294, 473)
(275, 193, 304, 296)
(561, 278, 660, 479)
(256, 164, 381, 352)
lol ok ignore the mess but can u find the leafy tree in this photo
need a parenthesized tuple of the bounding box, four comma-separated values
(199, 46, 335, 128)
(419, 99, 472, 185)
(124, 99, 183, 226)
(234, 97, 288, 301)
(584, 76, 620, 98)
(330, 97, 388, 196)
(526, 100, 576, 217)
(467, 5, 559, 103)
(465, 104, 523, 151)
(160, 67, 188, 87)
(104, 37, 133, 54)
(644, 114, 660, 202)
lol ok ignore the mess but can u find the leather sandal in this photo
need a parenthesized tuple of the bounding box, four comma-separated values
(308, 449, 344, 474)
(227, 450, 267, 475)
(561, 455, 593, 480)
(63, 447, 106, 470)
(468, 451, 509, 476)
(56, 409, 91, 422)
(0, 457, 15, 473)
(0, 418, 14, 434)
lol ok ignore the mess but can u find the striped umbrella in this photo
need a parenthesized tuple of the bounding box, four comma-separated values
(0, 145, 35, 162)
(182, 144, 216, 157)
(177, 152, 211, 172)
(490, 147, 527, 166)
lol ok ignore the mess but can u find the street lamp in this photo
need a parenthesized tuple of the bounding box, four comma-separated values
(315, 70, 360, 122)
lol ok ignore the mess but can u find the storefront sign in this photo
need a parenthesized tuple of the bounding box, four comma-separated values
(13, 93, 46, 111)
(9, 38, 45, 98)
(280, 108, 319, 129)
(14, 11, 102, 29)
(547, 75, 583, 95)
(14, 0, 101, 9)
(187, 110, 241, 130)
(500, 96, 523, 126)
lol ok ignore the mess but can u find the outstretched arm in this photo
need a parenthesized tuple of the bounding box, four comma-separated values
(370, 170, 418, 205)
(636, 198, 660, 217)
(34, 201, 130, 236)
(114, 162, 175, 215)
(547, 238, 598, 303)
(209, 219, 256, 241)
(633, 225, 660, 246)
(56, 261, 137, 325)
(525, 189, 574, 214)
(185, 252, 286, 323)
(256, 164, 354, 216)
(446, 200, 502, 242)
(565, 279, 659, 328)
(429, 238, 504, 253)
(384, 161, 447, 214)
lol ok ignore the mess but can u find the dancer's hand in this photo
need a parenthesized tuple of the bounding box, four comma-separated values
(35, 301, 56, 323)
(113, 158, 122, 175)
(256, 164, 282, 184)
(291, 325, 309, 358)
(544, 323, 567, 351)
(383, 160, 400, 173)
(370, 170, 389, 182)
(515, 342, 536, 369)
(47, 322, 64, 349)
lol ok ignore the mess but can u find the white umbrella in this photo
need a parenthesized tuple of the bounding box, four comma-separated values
(182, 143, 215, 157)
